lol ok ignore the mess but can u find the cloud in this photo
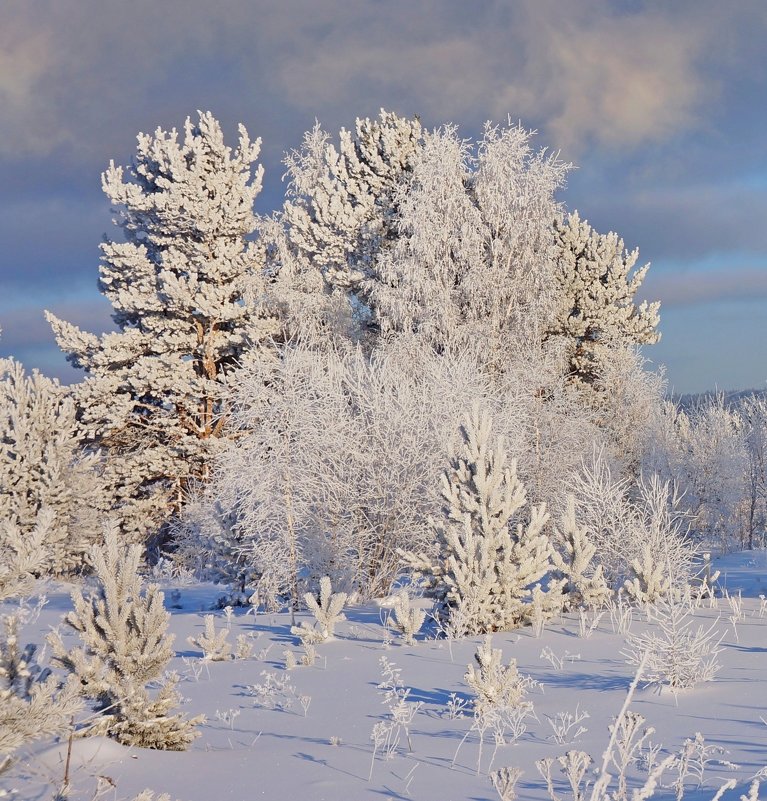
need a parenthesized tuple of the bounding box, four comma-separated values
(644, 267, 767, 307)
(1, 0, 761, 164)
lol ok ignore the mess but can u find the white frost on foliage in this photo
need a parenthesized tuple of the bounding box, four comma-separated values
(549, 212, 660, 389)
(0, 357, 104, 573)
(45, 112, 272, 539)
(400, 405, 558, 634)
(366, 121, 569, 367)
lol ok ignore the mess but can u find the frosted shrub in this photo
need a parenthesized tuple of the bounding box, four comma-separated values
(623, 597, 723, 695)
(291, 576, 346, 644)
(455, 636, 537, 774)
(644, 397, 748, 551)
(570, 453, 696, 594)
(389, 590, 426, 645)
(401, 406, 556, 634)
(0, 359, 104, 574)
(49, 524, 203, 749)
(187, 615, 232, 661)
(465, 637, 535, 715)
(550, 495, 611, 610)
(203, 341, 491, 605)
(546, 704, 590, 745)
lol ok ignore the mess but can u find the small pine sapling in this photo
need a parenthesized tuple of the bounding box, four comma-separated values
(187, 615, 232, 661)
(390, 590, 426, 645)
(550, 496, 611, 611)
(0, 614, 81, 769)
(291, 576, 347, 643)
(400, 406, 555, 634)
(624, 544, 673, 605)
(49, 523, 203, 749)
(623, 597, 723, 696)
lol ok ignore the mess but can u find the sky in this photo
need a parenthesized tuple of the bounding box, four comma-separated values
(0, 0, 765, 395)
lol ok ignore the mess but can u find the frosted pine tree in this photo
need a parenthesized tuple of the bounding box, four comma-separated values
(0, 613, 81, 769)
(0, 358, 103, 572)
(549, 212, 660, 390)
(49, 523, 202, 749)
(281, 109, 422, 291)
(400, 406, 554, 634)
(550, 495, 611, 610)
(46, 112, 274, 540)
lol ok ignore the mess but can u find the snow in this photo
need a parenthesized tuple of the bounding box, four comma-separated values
(4, 551, 767, 801)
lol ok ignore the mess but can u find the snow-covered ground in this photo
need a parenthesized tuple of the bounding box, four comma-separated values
(5, 550, 767, 801)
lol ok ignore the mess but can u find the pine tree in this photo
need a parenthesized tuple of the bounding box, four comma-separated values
(399, 406, 555, 634)
(281, 109, 422, 292)
(0, 358, 103, 573)
(46, 112, 273, 540)
(549, 212, 660, 389)
(49, 523, 202, 749)
(0, 613, 81, 768)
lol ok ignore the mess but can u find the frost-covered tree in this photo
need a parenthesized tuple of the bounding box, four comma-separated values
(644, 397, 748, 550)
(742, 395, 767, 548)
(46, 112, 272, 540)
(281, 109, 422, 291)
(549, 212, 660, 390)
(183, 340, 495, 605)
(49, 523, 202, 749)
(366, 122, 569, 367)
(0, 358, 103, 572)
(400, 406, 556, 633)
